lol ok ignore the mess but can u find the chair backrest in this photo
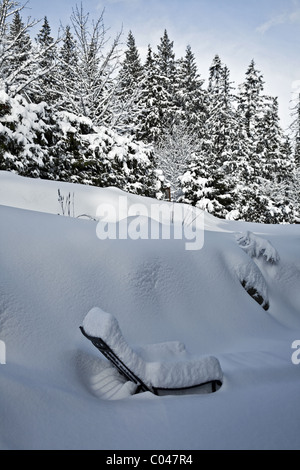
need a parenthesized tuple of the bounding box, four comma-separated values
(80, 308, 154, 393)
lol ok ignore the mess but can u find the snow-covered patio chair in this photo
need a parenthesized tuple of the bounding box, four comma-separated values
(80, 307, 223, 397)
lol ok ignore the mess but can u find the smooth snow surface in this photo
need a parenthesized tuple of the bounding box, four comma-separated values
(0, 171, 300, 450)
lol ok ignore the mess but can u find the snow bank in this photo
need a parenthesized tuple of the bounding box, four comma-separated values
(0, 172, 300, 450)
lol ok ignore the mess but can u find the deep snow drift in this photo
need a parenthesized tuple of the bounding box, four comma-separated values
(0, 171, 300, 450)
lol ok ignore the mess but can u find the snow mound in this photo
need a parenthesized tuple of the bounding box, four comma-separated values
(236, 231, 280, 263)
(82, 307, 223, 391)
(1, 172, 300, 449)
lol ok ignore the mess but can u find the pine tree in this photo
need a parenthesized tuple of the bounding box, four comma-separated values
(137, 45, 170, 143)
(179, 149, 216, 212)
(0, 1, 48, 98)
(6, 10, 32, 94)
(112, 30, 144, 134)
(56, 25, 78, 111)
(255, 96, 289, 181)
(203, 59, 238, 217)
(238, 60, 265, 139)
(156, 29, 176, 88)
(118, 30, 143, 97)
(154, 30, 177, 133)
(174, 45, 206, 134)
(34, 16, 58, 104)
(290, 93, 300, 167)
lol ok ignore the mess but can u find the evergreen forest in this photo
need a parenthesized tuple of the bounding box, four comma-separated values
(1, 0, 300, 223)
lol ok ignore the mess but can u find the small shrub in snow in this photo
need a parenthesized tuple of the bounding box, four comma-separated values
(236, 231, 280, 264)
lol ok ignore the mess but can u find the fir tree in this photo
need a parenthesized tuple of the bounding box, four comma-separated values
(238, 60, 265, 139)
(137, 45, 170, 143)
(34, 16, 57, 104)
(0, 1, 50, 98)
(118, 30, 143, 97)
(56, 25, 78, 111)
(156, 29, 176, 87)
(204, 60, 238, 217)
(255, 96, 289, 181)
(7, 11, 32, 71)
(290, 93, 300, 167)
(154, 30, 177, 133)
(174, 45, 206, 134)
(113, 30, 144, 134)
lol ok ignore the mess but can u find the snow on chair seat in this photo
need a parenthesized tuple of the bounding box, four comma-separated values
(80, 307, 223, 396)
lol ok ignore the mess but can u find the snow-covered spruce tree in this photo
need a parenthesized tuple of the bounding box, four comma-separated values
(156, 29, 176, 91)
(155, 29, 178, 131)
(178, 148, 216, 212)
(138, 31, 178, 144)
(55, 25, 78, 112)
(255, 96, 292, 182)
(112, 30, 145, 135)
(137, 45, 169, 143)
(197, 59, 238, 217)
(117, 30, 143, 98)
(5, 9, 33, 97)
(152, 46, 206, 201)
(237, 60, 265, 139)
(236, 82, 295, 223)
(174, 45, 206, 135)
(34, 16, 58, 105)
(233, 61, 272, 222)
(0, 1, 55, 100)
(289, 93, 300, 168)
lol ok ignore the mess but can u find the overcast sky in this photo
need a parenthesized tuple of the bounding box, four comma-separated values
(25, 0, 300, 130)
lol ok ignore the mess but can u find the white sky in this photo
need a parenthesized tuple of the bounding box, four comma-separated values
(25, 0, 300, 130)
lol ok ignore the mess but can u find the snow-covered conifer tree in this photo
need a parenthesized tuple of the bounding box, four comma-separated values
(174, 45, 206, 134)
(238, 60, 265, 139)
(0, 1, 56, 99)
(55, 25, 78, 112)
(290, 93, 300, 168)
(112, 30, 145, 134)
(118, 30, 143, 98)
(5, 10, 32, 94)
(201, 59, 238, 217)
(34, 16, 58, 104)
(137, 45, 169, 143)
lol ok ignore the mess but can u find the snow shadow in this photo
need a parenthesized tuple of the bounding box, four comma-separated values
(76, 350, 138, 401)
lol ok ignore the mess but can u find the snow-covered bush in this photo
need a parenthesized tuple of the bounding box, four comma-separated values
(236, 231, 280, 264)
(0, 92, 162, 198)
(0, 90, 54, 177)
(54, 111, 162, 197)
